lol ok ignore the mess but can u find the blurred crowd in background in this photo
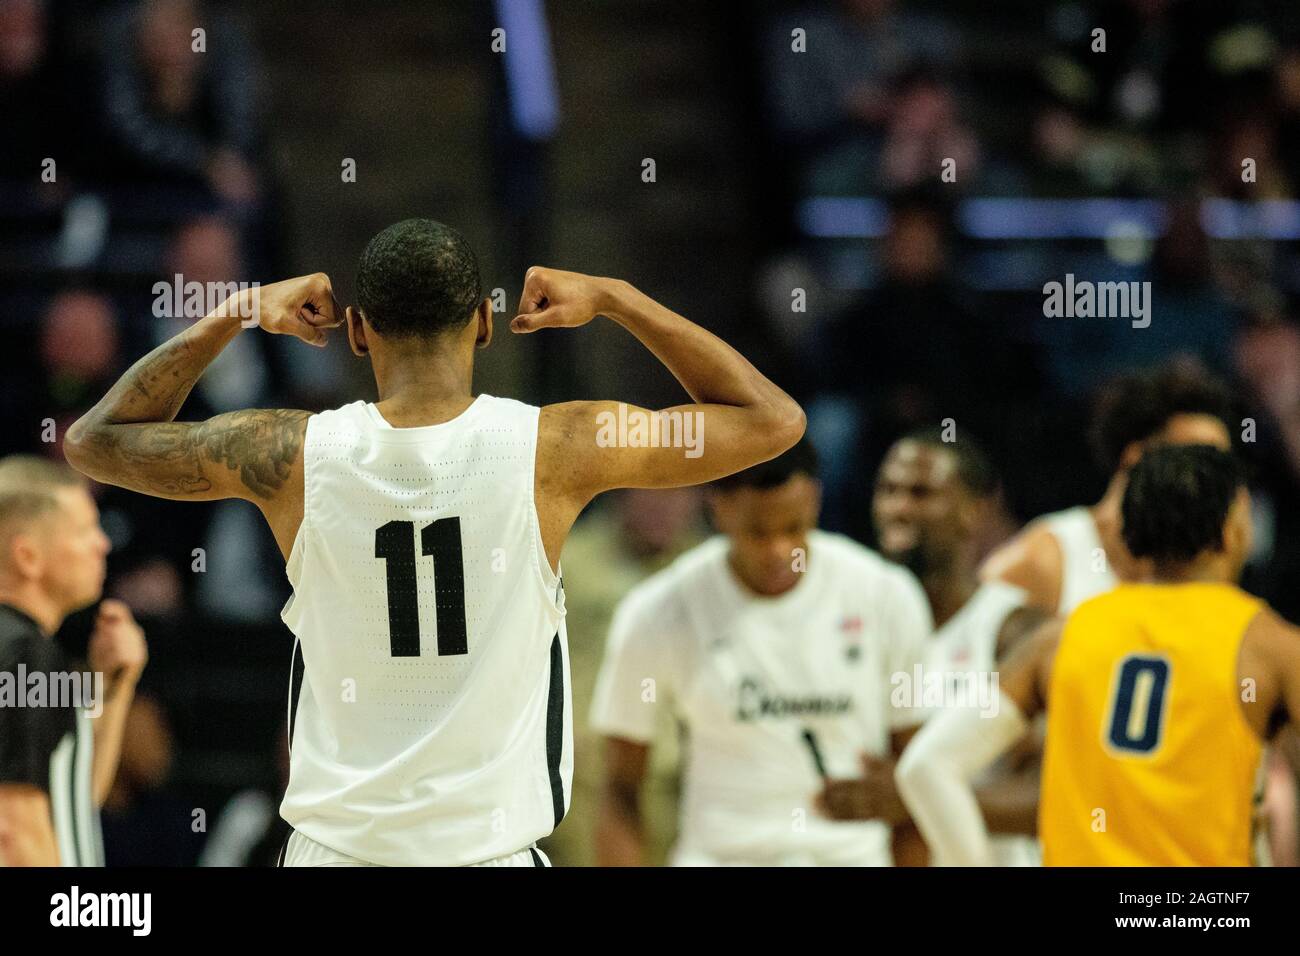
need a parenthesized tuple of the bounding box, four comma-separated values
(1, 0, 1298, 865)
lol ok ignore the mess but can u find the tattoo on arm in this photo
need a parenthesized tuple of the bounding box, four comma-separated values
(196, 409, 309, 498)
(92, 316, 237, 427)
(74, 410, 310, 502)
(123, 340, 203, 420)
(67, 309, 311, 503)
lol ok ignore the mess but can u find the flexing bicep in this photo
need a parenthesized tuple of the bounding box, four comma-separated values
(65, 408, 310, 504)
(540, 400, 795, 504)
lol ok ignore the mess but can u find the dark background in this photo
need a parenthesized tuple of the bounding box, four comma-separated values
(2, 0, 1298, 864)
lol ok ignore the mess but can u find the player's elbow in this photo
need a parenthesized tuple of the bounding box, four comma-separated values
(893, 742, 929, 800)
(62, 415, 105, 478)
(63, 417, 92, 470)
(760, 396, 806, 458)
(894, 728, 963, 810)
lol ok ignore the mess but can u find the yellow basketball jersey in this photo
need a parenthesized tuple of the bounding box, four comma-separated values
(1039, 582, 1263, 866)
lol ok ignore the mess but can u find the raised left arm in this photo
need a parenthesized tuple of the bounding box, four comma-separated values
(64, 274, 339, 555)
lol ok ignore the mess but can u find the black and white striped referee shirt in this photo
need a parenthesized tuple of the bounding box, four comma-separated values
(0, 604, 104, 866)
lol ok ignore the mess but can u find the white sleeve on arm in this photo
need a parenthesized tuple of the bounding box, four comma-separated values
(894, 689, 1029, 865)
(589, 589, 674, 744)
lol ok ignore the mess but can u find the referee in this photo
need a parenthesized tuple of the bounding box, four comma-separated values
(0, 456, 147, 866)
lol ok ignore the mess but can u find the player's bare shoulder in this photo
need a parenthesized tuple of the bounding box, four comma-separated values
(535, 402, 595, 496)
(979, 519, 1064, 613)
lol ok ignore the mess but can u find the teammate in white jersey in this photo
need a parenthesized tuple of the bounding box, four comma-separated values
(981, 363, 1234, 615)
(591, 440, 933, 866)
(819, 430, 1047, 865)
(64, 219, 805, 866)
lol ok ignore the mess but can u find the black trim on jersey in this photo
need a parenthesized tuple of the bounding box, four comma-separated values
(529, 847, 544, 867)
(544, 633, 566, 829)
(277, 828, 295, 867)
(287, 639, 305, 747)
(68, 730, 84, 866)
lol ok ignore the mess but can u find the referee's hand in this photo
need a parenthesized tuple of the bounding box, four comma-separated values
(88, 599, 148, 700)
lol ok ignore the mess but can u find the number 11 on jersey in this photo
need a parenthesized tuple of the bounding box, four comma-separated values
(374, 518, 469, 657)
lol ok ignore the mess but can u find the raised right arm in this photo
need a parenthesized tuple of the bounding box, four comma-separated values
(525, 268, 804, 491)
(523, 268, 804, 563)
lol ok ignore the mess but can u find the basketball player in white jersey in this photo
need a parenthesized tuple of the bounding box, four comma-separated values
(63, 219, 805, 867)
(591, 439, 933, 866)
(822, 429, 1048, 865)
(980, 363, 1234, 616)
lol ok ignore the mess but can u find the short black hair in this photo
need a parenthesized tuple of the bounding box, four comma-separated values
(1121, 445, 1245, 563)
(356, 219, 482, 339)
(1089, 362, 1234, 474)
(896, 427, 999, 498)
(713, 436, 819, 491)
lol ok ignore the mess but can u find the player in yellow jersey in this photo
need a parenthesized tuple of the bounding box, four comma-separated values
(895, 444, 1300, 866)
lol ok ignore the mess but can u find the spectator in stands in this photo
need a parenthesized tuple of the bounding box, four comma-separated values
(1234, 305, 1300, 626)
(40, 290, 120, 405)
(879, 68, 980, 192)
(0, 291, 120, 462)
(814, 193, 1034, 540)
(1276, 44, 1300, 187)
(0, 0, 59, 185)
(763, 0, 961, 195)
(96, 0, 261, 207)
(820, 194, 973, 432)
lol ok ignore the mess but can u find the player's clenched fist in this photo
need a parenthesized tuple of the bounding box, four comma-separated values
(511, 266, 619, 333)
(88, 599, 148, 699)
(252, 273, 343, 347)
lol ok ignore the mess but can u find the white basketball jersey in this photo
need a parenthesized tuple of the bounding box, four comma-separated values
(590, 531, 933, 866)
(923, 581, 1041, 866)
(279, 395, 571, 866)
(1040, 506, 1118, 615)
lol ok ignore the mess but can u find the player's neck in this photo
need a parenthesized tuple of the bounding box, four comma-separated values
(1095, 470, 1128, 517)
(0, 584, 64, 636)
(726, 550, 804, 599)
(372, 352, 475, 418)
(1148, 556, 1233, 586)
